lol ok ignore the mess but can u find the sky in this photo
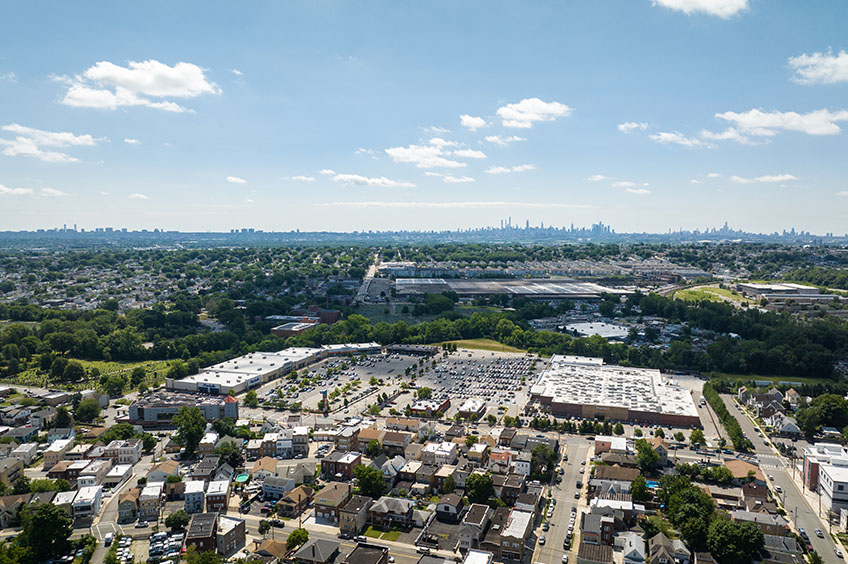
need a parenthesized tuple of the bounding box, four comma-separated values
(1, 0, 847, 234)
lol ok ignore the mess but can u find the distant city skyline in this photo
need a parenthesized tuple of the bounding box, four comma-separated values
(1, 1, 847, 233)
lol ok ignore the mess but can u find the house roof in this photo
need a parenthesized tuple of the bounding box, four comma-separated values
(593, 465, 641, 482)
(578, 542, 614, 564)
(291, 539, 340, 563)
(724, 459, 766, 482)
(253, 457, 278, 475)
(341, 494, 372, 514)
(255, 539, 287, 559)
(438, 493, 463, 508)
(370, 496, 413, 515)
(149, 459, 179, 476)
(462, 503, 490, 526)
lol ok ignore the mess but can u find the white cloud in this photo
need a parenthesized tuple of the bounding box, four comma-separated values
(286, 175, 316, 182)
(124, 138, 141, 145)
(226, 176, 247, 184)
(788, 50, 848, 85)
(707, 172, 722, 178)
(317, 201, 594, 209)
(700, 127, 767, 145)
(611, 181, 637, 188)
(355, 147, 376, 154)
(625, 187, 651, 195)
(715, 108, 848, 136)
(59, 59, 220, 112)
(424, 172, 442, 177)
(319, 169, 336, 176)
(690, 179, 703, 184)
(617, 121, 648, 133)
(128, 193, 149, 199)
(0, 123, 99, 163)
(244, 198, 254, 203)
(649, 131, 709, 147)
(755, 174, 798, 182)
(587, 175, 611, 182)
(385, 144, 465, 168)
(837, 191, 848, 197)
(496, 98, 572, 128)
(428, 138, 460, 148)
(0, 183, 33, 196)
(40, 187, 68, 197)
(232, 69, 243, 76)
(331, 173, 415, 188)
(730, 175, 756, 184)
(100, 191, 110, 196)
(442, 175, 475, 183)
(460, 114, 488, 131)
(651, 0, 747, 18)
(484, 135, 526, 146)
(0, 72, 15, 83)
(453, 149, 486, 159)
(425, 126, 451, 134)
(485, 164, 535, 174)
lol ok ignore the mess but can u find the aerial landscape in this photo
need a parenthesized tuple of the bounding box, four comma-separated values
(2, 2, 848, 564)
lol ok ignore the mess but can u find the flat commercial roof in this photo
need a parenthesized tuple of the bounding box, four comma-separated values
(531, 355, 698, 417)
(565, 322, 630, 340)
(395, 278, 629, 298)
(502, 509, 533, 538)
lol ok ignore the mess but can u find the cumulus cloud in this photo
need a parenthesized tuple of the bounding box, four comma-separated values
(0, 183, 33, 196)
(837, 191, 848, 197)
(0, 72, 16, 83)
(428, 138, 459, 148)
(226, 176, 247, 184)
(485, 164, 535, 174)
(319, 169, 336, 176)
(625, 187, 651, 195)
(649, 131, 709, 147)
(460, 114, 488, 131)
(690, 179, 703, 184)
(40, 187, 68, 197)
(617, 122, 648, 133)
(124, 138, 141, 145)
(707, 172, 722, 178)
(788, 50, 848, 85)
(730, 174, 798, 184)
(443, 175, 475, 183)
(0, 123, 99, 163)
(651, 0, 747, 18)
(426, 126, 451, 133)
(128, 193, 149, 199)
(385, 144, 465, 168)
(331, 173, 415, 188)
(611, 181, 637, 188)
(715, 108, 848, 136)
(496, 98, 572, 128)
(484, 135, 526, 146)
(286, 175, 316, 182)
(453, 149, 486, 159)
(700, 127, 768, 145)
(58, 59, 220, 112)
(232, 69, 243, 76)
(318, 201, 594, 209)
(587, 175, 611, 182)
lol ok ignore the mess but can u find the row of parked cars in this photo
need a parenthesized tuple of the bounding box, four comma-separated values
(147, 531, 185, 563)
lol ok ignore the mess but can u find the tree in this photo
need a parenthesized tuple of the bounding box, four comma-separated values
(49, 357, 69, 380)
(76, 397, 101, 422)
(354, 464, 385, 499)
(13, 476, 30, 495)
(530, 443, 558, 482)
(287, 528, 309, 551)
(631, 475, 651, 502)
(244, 390, 259, 408)
(465, 435, 478, 447)
(442, 474, 456, 494)
(707, 517, 764, 564)
(635, 439, 660, 473)
(259, 520, 271, 538)
(185, 548, 227, 564)
(165, 509, 190, 530)
(655, 428, 665, 439)
(486, 414, 497, 425)
(19, 502, 73, 562)
(366, 439, 382, 458)
(103, 375, 126, 397)
(131, 366, 146, 388)
(674, 431, 685, 442)
(142, 433, 157, 452)
(613, 422, 624, 436)
(55, 406, 72, 428)
(416, 387, 433, 400)
(634, 428, 643, 437)
(465, 473, 495, 505)
(63, 360, 86, 382)
(690, 429, 706, 446)
(166, 474, 183, 484)
(174, 406, 206, 455)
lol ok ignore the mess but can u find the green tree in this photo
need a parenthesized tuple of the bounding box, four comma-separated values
(465, 472, 495, 504)
(244, 389, 259, 408)
(174, 406, 206, 455)
(366, 439, 382, 458)
(486, 414, 497, 425)
(103, 375, 126, 397)
(353, 464, 385, 499)
(634, 428, 643, 437)
(690, 429, 706, 446)
(465, 435, 478, 447)
(259, 520, 271, 538)
(55, 406, 72, 428)
(674, 432, 685, 442)
(613, 422, 625, 436)
(707, 517, 764, 564)
(63, 360, 86, 382)
(185, 548, 227, 564)
(131, 366, 146, 388)
(442, 474, 456, 494)
(631, 475, 651, 502)
(530, 443, 558, 482)
(142, 433, 157, 452)
(286, 528, 309, 550)
(19, 502, 73, 562)
(635, 439, 660, 473)
(655, 428, 665, 439)
(76, 397, 101, 422)
(416, 387, 433, 400)
(12, 476, 30, 495)
(165, 509, 190, 530)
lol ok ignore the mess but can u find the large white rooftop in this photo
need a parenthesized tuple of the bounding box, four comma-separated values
(502, 509, 534, 538)
(531, 355, 698, 417)
(207, 480, 229, 495)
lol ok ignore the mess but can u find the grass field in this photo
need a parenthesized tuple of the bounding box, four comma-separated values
(674, 285, 749, 306)
(440, 338, 526, 353)
(1, 358, 171, 391)
(710, 372, 835, 386)
(363, 527, 401, 541)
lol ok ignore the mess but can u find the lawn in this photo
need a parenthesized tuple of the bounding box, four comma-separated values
(710, 372, 835, 386)
(440, 338, 526, 353)
(674, 285, 749, 306)
(1, 358, 171, 392)
(363, 526, 402, 541)
(673, 289, 725, 303)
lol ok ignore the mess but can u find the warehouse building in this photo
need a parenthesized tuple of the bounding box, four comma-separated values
(530, 355, 700, 427)
(128, 392, 238, 428)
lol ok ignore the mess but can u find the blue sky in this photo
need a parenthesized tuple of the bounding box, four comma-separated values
(1, 0, 847, 233)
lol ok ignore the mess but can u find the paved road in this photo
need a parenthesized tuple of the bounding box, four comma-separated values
(721, 394, 842, 564)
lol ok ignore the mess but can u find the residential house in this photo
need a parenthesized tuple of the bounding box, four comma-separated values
(459, 503, 491, 550)
(78, 459, 113, 487)
(468, 443, 489, 467)
(492, 473, 525, 505)
(253, 540, 287, 564)
(277, 485, 314, 516)
(488, 450, 513, 475)
(339, 494, 372, 536)
(578, 542, 615, 564)
(139, 482, 164, 521)
(497, 509, 534, 561)
(0, 458, 22, 487)
(191, 456, 221, 481)
(292, 426, 310, 457)
(53, 490, 76, 518)
(616, 532, 646, 564)
(292, 539, 340, 564)
(47, 427, 75, 443)
(185, 480, 206, 513)
(730, 510, 788, 536)
(380, 455, 405, 486)
(4, 426, 37, 443)
(0, 494, 32, 528)
(593, 465, 641, 483)
(313, 482, 352, 524)
(369, 496, 415, 529)
(148, 459, 180, 483)
(383, 431, 412, 456)
(253, 457, 279, 480)
(72, 486, 103, 520)
(784, 389, 801, 410)
(198, 432, 220, 456)
(322, 451, 361, 480)
(738, 387, 750, 403)
(206, 480, 230, 513)
(186, 512, 218, 553)
(513, 452, 531, 476)
(102, 464, 133, 489)
(724, 459, 767, 486)
(335, 427, 360, 452)
(514, 491, 542, 513)
(118, 488, 140, 523)
(581, 513, 615, 545)
(767, 413, 802, 437)
(216, 515, 246, 555)
(356, 427, 385, 452)
(421, 442, 458, 466)
(246, 439, 262, 460)
(65, 443, 93, 460)
(436, 493, 465, 522)
(649, 533, 691, 564)
(9, 443, 38, 465)
(43, 438, 73, 469)
(29, 407, 57, 429)
(342, 543, 389, 564)
(646, 438, 670, 466)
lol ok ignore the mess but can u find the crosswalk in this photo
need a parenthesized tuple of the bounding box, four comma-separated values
(759, 454, 787, 470)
